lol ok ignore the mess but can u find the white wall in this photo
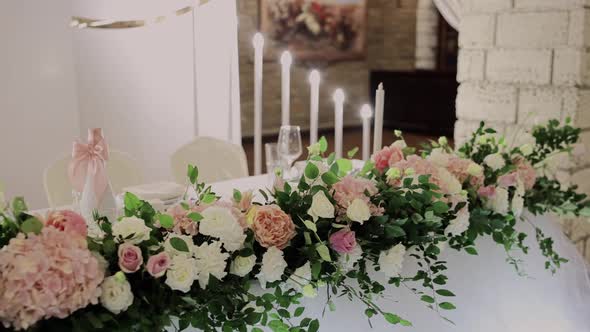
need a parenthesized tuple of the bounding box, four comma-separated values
(0, 0, 79, 209)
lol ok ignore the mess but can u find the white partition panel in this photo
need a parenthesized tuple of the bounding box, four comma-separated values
(0, 0, 79, 208)
(73, 14, 195, 181)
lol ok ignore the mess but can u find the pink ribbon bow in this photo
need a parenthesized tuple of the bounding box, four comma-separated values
(68, 128, 110, 203)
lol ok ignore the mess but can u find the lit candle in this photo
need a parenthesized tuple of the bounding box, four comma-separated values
(253, 33, 264, 175)
(333, 89, 345, 159)
(373, 83, 385, 153)
(309, 70, 320, 146)
(280, 51, 292, 126)
(360, 104, 372, 161)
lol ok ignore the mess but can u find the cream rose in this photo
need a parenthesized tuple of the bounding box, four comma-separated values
(112, 216, 151, 244)
(483, 153, 505, 171)
(346, 198, 371, 224)
(467, 163, 484, 177)
(200, 206, 246, 252)
(165, 255, 197, 293)
(486, 187, 509, 215)
(520, 144, 533, 156)
(230, 255, 257, 277)
(100, 274, 134, 314)
(307, 191, 335, 222)
(378, 244, 406, 277)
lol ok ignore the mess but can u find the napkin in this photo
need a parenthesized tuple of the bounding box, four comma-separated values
(122, 182, 185, 201)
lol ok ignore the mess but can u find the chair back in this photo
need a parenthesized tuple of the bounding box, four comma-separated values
(43, 150, 143, 208)
(171, 137, 248, 184)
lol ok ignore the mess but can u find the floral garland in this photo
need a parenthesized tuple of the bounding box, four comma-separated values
(0, 119, 589, 332)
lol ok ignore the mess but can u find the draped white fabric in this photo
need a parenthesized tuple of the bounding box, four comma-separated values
(432, 0, 462, 30)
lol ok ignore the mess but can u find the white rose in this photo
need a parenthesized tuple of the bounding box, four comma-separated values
(378, 244, 406, 277)
(165, 254, 197, 293)
(520, 144, 533, 156)
(287, 261, 311, 291)
(194, 241, 229, 289)
(163, 234, 194, 257)
(338, 244, 363, 272)
(483, 153, 505, 171)
(200, 206, 246, 252)
(486, 187, 509, 215)
(427, 148, 450, 167)
(100, 274, 134, 314)
(307, 191, 335, 222)
(112, 216, 151, 244)
(392, 139, 407, 149)
(230, 255, 257, 277)
(467, 163, 484, 177)
(445, 207, 470, 236)
(438, 168, 462, 195)
(257, 247, 287, 288)
(346, 199, 371, 224)
(511, 194, 524, 218)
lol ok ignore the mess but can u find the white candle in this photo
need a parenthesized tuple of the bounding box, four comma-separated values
(309, 70, 320, 146)
(280, 51, 292, 126)
(333, 89, 345, 159)
(253, 33, 264, 175)
(373, 83, 385, 153)
(360, 104, 372, 161)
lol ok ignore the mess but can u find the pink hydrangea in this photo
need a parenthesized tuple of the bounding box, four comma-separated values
(372, 145, 405, 172)
(332, 175, 383, 217)
(514, 157, 537, 190)
(446, 156, 484, 187)
(391, 155, 463, 196)
(44, 210, 87, 238)
(0, 228, 104, 330)
(497, 172, 518, 188)
(477, 185, 496, 199)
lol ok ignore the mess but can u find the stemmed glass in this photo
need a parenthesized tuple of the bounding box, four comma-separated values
(277, 125, 302, 180)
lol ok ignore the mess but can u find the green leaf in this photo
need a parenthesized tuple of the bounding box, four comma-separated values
(436, 289, 456, 297)
(187, 165, 198, 184)
(321, 172, 340, 186)
(347, 147, 359, 159)
(579, 207, 590, 217)
(400, 319, 412, 326)
(201, 193, 216, 204)
(326, 152, 336, 166)
(232, 189, 242, 202)
(318, 136, 328, 153)
(158, 214, 174, 229)
(420, 295, 435, 304)
(311, 262, 321, 279)
(439, 302, 456, 310)
(308, 319, 320, 332)
(303, 220, 317, 232)
(294, 307, 305, 317)
(304, 162, 320, 179)
(103, 238, 116, 256)
(11, 197, 28, 216)
(187, 212, 203, 222)
(252, 328, 264, 332)
(170, 237, 190, 252)
(432, 201, 449, 214)
(336, 159, 352, 175)
(124, 192, 141, 211)
(316, 244, 332, 262)
(385, 225, 406, 238)
(20, 217, 43, 234)
(360, 160, 375, 174)
(384, 313, 401, 324)
(465, 247, 478, 255)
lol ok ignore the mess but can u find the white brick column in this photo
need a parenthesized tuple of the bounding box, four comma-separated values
(453, 1, 590, 260)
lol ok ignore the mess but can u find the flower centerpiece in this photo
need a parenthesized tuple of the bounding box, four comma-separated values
(0, 119, 588, 331)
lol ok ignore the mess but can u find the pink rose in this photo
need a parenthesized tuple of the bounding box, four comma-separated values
(252, 205, 296, 249)
(146, 252, 171, 278)
(373, 145, 405, 172)
(44, 210, 87, 237)
(514, 157, 536, 190)
(118, 243, 143, 273)
(477, 185, 496, 199)
(497, 172, 518, 188)
(329, 229, 356, 254)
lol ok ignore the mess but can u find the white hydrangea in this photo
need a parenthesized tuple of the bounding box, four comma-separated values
(100, 273, 134, 314)
(378, 244, 406, 277)
(200, 206, 246, 252)
(307, 190, 334, 222)
(427, 148, 450, 167)
(257, 247, 287, 288)
(112, 216, 151, 244)
(165, 254, 198, 293)
(338, 244, 363, 272)
(163, 234, 195, 257)
(483, 153, 505, 171)
(485, 187, 509, 215)
(346, 198, 371, 224)
(437, 168, 462, 195)
(445, 207, 470, 236)
(287, 261, 311, 291)
(194, 241, 229, 289)
(230, 255, 257, 277)
(520, 144, 534, 156)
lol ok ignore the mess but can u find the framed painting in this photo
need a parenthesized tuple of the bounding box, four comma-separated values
(260, 0, 367, 61)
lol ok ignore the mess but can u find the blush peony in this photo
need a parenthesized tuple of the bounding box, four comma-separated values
(332, 175, 383, 218)
(0, 228, 104, 330)
(251, 205, 296, 249)
(44, 210, 87, 237)
(373, 144, 405, 172)
(329, 229, 357, 254)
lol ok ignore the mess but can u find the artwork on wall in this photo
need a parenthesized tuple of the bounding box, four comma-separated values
(260, 0, 367, 61)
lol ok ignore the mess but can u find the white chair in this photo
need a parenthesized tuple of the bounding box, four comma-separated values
(171, 137, 248, 184)
(43, 150, 144, 208)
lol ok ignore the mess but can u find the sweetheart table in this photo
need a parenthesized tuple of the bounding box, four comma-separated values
(204, 175, 590, 332)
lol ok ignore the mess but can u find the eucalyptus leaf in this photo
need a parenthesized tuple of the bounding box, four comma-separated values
(20, 217, 43, 235)
(316, 244, 332, 262)
(170, 237, 190, 252)
(157, 214, 174, 229)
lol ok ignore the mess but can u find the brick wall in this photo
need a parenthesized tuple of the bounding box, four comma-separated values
(238, 0, 418, 137)
(453, 0, 590, 261)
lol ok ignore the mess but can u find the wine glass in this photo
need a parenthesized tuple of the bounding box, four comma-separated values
(277, 125, 302, 179)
